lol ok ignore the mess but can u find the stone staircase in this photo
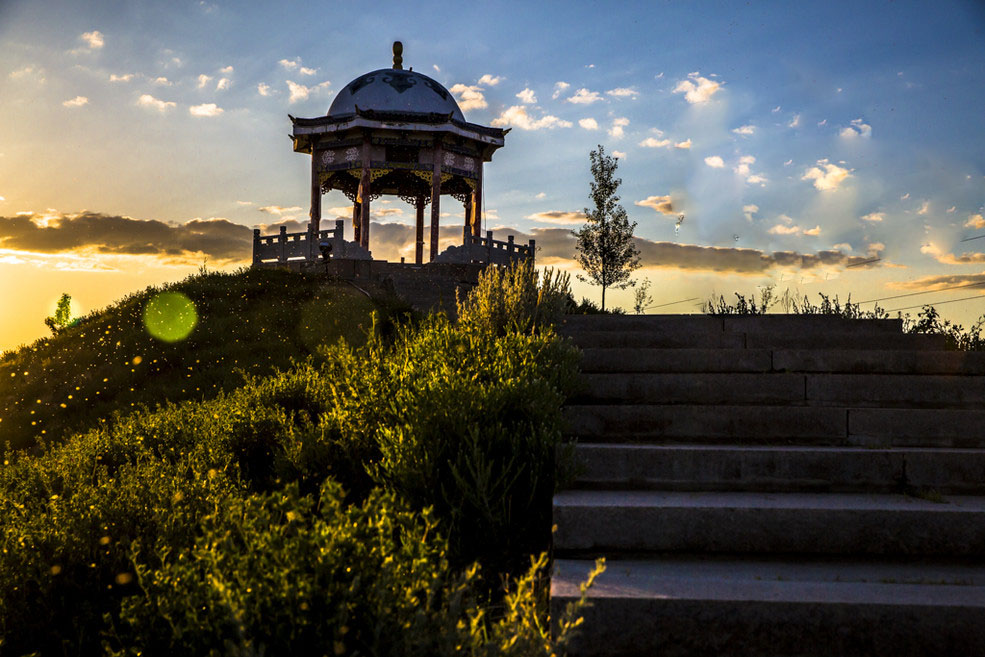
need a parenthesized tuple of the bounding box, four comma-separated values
(551, 314, 985, 657)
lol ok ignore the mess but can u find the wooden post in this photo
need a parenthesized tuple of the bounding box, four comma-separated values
(507, 234, 515, 263)
(333, 219, 344, 258)
(415, 198, 425, 264)
(352, 201, 361, 245)
(485, 229, 493, 264)
(309, 149, 322, 261)
(359, 138, 371, 250)
(464, 198, 472, 238)
(430, 142, 442, 261)
(278, 225, 288, 263)
(529, 238, 536, 266)
(472, 161, 483, 238)
(252, 228, 261, 266)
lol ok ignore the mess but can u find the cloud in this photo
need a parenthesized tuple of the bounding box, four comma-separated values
(965, 214, 985, 229)
(197, 74, 213, 88)
(674, 139, 692, 149)
(236, 200, 253, 206)
(432, 65, 440, 73)
(892, 272, 985, 291)
(567, 88, 603, 104)
(137, 94, 175, 112)
(62, 96, 88, 108)
(259, 205, 303, 216)
(490, 105, 572, 130)
(704, 156, 725, 168)
(768, 223, 801, 235)
(153, 76, 172, 86)
(743, 204, 759, 221)
(189, 103, 223, 117)
(673, 72, 722, 104)
(920, 243, 985, 265)
(220, 65, 234, 74)
(612, 150, 626, 159)
(109, 73, 133, 82)
(257, 83, 271, 96)
(516, 88, 537, 104)
(81, 30, 104, 50)
(535, 192, 546, 199)
(0, 211, 253, 263)
(552, 81, 570, 99)
(9, 66, 45, 83)
(279, 58, 300, 70)
(803, 225, 821, 236)
(917, 200, 930, 215)
(840, 118, 872, 139)
(606, 87, 638, 98)
(802, 159, 852, 191)
(299, 66, 317, 76)
(216, 77, 230, 91)
(768, 220, 821, 237)
(640, 137, 671, 148)
(861, 212, 884, 223)
(449, 83, 487, 111)
(788, 114, 801, 128)
(526, 211, 587, 225)
(608, 117, 629, 138)
(734, 155, 755, 175)
(477, 74, 502, 86)
(578, 118, 599, 130)
(286, 80, 330, 103)
(732, 124, 755, 135)
(635, 195, 675, 215)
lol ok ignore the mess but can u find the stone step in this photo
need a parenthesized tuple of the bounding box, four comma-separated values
(580, 348, 774, 373)
(552, 490, 985, 556)
(563, 404, 985, 447)
(565, 329, 944, 351)
(774, 348, 985, 375)
(569, 443, 985, 494)
(561, 314, 904, 335)
(576, 372, 985, 408)
(551, 557, 985, 657)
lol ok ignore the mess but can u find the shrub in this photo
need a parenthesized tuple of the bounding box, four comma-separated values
(457, 261, 571, 335)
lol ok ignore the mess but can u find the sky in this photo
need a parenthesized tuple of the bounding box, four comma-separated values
(2, 0, 985, 351)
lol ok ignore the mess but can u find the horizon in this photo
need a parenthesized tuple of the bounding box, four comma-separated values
(2, 0, 985, 352)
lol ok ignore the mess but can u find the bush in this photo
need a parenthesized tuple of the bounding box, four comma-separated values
(457, 261, 571, 335)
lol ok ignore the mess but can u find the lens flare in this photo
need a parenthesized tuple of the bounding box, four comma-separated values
(143, 292, 198, 342)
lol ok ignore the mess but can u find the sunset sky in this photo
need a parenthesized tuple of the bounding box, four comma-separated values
(2, 0, 985, 351)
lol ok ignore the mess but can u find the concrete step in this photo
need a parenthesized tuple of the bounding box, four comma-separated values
(743, 331, 945, 350)
(570, 444, 985, 494)
(576, 372, 985, 408)
(564, 404, 985, 447)
(774, 348, 985, 374)
(564, 404, 848, 443)
(562, 314, 904, 335)
(564, 328, 745, 349)
(566, 328, 944, 351)
(552, 490, 985, 556)
(579, 348, 773, 373)
(552, 557, 985, 657)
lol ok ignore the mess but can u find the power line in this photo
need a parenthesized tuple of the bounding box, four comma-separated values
(645, 297, 699, 310)
(886, 293, 985, 313)
(845, 257, 881, 268)
(857, 280, 985, 305)
(960, 234, 985, 242)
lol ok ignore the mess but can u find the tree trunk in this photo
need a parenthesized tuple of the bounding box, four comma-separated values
(601, 285, 606, 312)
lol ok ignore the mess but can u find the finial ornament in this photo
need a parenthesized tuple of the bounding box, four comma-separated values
(392, 41, 403, 70)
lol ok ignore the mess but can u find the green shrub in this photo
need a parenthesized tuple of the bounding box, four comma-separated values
(457, 262, 571, 335)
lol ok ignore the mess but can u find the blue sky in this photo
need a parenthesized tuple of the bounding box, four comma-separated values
(1, 0, 985, 349)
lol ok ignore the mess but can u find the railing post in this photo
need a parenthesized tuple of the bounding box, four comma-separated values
(529, 239, 536, 266)
(486, 230, 493, 264)
(253, 228, 261, 266)
(278, 225, 288, 263)
(334, 219, 344, 258)
(507, 234, 515, 263)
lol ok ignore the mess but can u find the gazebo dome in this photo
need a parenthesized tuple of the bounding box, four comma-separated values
(327, 68, 465, 122)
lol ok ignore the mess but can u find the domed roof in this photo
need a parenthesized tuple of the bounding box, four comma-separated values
(328, 68, 465, 122)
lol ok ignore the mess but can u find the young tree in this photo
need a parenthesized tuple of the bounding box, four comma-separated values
(44, 293, 74, 335)
(573, 145, 641, 311)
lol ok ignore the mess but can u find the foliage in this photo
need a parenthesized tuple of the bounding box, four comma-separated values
(44, 293, 75, 335)
(573, 145, 641, 311)
(908, 305, 985, 351)
(0, 271, 594, 654)
(457, 261, 572, 335)
(564, 296, 624, 315)
(0, 268, 403, 452)
(702, 285, 778, 315)
(633, 278, 653, 315)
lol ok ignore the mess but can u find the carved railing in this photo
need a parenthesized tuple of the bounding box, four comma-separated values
(435, 227, 535, 266)
(253, 220, 373, 264)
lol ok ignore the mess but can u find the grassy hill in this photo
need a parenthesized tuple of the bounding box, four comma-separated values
(0, 265, 592, 656)
(0, 267, 409, 453)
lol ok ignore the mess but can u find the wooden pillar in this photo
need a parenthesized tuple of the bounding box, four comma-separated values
(310, 150, 322, 260)
(415, 199, 425, 264)
(463, 199, 472, 239)
(359, 138, 371, 250)
(352, 201, 361, 245)
(472, 161, 483, 238)
(430, 141, 442, 261)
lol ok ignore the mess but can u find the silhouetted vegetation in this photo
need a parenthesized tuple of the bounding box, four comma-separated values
(0, 266, 600, 655)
